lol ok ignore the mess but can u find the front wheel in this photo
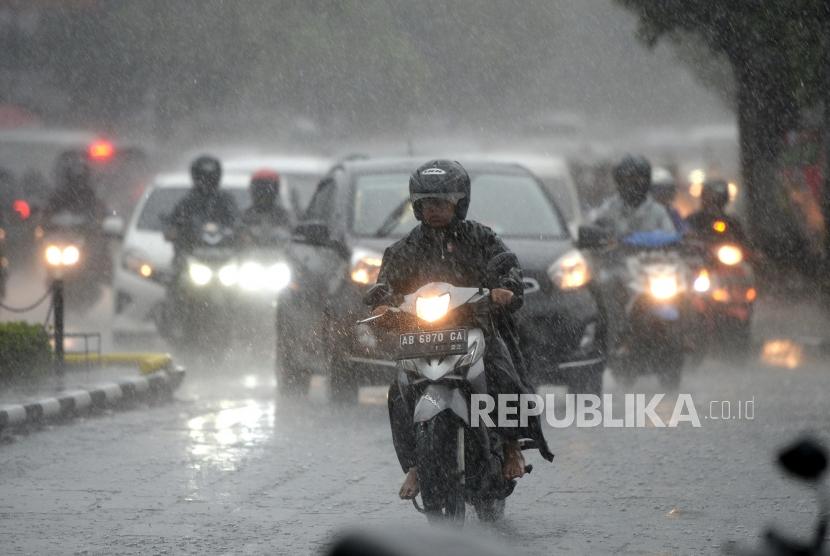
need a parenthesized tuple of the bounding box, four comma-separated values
(415, 412, 466, 524)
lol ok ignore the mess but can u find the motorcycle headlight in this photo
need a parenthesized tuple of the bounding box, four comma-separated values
(350, 249, 383, 285)
(218, 263, 239, 287)
(716, 244, 743, 266)
(188, 261, 213, 286)
(238, 261, 266, 291)
(45, 244, 63, 267)
(548, 250, 591, 290)
(649, 273, 679, 301)
(266, 262, 292, 291)
(416, 293, 451, 323)
(45, 244, 81, 267)
(693, 269, 711, 293)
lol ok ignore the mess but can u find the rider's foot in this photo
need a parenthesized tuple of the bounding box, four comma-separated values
(399, 467, 419, 499)
(503, 440, 526, 481)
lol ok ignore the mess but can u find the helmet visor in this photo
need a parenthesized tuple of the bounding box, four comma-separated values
(410, 191, 466, 204)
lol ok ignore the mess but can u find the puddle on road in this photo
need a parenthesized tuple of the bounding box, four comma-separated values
(760, 339, 804, 369)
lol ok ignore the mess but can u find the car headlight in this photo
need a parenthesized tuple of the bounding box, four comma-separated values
(416, 293, 451, 323)
(548, 250, 591, 290)
(238, 261, 266, 291)
(218, 263, 239, 287)
(188, 261, 213, 286)
(123, 250, 154, 278)
(716, 244, 743, 266)
(45, 244, 81, 267)
(350, 248, 383, 285)
(266, 262, 292, 291)
(649, 273, 679, 300)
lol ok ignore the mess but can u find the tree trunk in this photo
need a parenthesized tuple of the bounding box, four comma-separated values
(735, 57, 811, 271)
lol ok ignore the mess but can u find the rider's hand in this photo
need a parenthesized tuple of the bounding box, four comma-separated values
(491, 288, 514, 306)
(372, 305, 390, 317)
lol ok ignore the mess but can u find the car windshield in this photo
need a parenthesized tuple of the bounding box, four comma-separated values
(351, 172, 567, 238)
(136, 187, 250, 231)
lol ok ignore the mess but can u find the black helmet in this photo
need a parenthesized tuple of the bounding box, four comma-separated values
(409, 159, 471, 221)
(190, 155, 222, 194)
(55, 150, 91, 186)
(613, 155, 651, 207)
(701, 178, 729, 211)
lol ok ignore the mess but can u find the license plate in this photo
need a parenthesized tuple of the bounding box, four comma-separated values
(398, 329, 468, 359)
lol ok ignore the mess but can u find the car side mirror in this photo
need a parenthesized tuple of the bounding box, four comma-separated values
(294, 220, 330, 246)
(102, 215, 125, 239)
(577, 225, 612, 250)
(778, 437, 828, 482)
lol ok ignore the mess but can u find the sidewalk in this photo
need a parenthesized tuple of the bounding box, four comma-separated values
(0, 364, 185, 433)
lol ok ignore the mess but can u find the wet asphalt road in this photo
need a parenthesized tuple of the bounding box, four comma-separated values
(1, 341, 829, 555)
(2, 265, 830, 554)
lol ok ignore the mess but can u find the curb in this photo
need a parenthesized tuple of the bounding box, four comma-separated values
(0, 367, 185, 433)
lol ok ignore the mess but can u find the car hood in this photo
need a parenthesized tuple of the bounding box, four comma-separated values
(122, 229, 173, 270)
(349, 236, 575, 272)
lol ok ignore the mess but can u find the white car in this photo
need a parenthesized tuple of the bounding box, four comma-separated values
(111, 173, 252, 341)
(210, 154, 330, 217)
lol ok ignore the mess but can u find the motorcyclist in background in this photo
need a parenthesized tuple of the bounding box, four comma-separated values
(591, 155, 676, 238)
(164, 155, 239, 258)
(685, 179, 747, 244)
(590, 156, 677, 356)
(44, 151, 106, 224)
(651, 167, 686, 234)
(366, 159, 553, 501)
(241, 169, 294, 246)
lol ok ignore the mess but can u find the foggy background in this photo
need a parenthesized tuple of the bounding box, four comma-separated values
(0, 0, 732, 147)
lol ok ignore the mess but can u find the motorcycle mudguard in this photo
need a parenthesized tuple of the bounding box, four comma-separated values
(652, 304, 680, 321)
(413, 384, 469, 426)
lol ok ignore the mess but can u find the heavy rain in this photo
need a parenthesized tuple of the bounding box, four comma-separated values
(0, 2, 829, 555)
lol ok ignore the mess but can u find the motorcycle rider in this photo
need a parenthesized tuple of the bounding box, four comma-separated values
(685, 178, 747, 244)
(651, 167, 686, 233)
(366, 159, 553, 500)
(592, 155, 676, 238)
(164, 155, 239, 258)
(241, 169, 294, 245)
(590, 156, 676, 355)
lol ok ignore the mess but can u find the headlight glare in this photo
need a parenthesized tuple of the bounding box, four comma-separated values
(416, 293, 451, 323)
(716, 244, 743, 266)
(649, 274, 679, 300)
(350, 249, 383, 285)
(218, 263, 239, 286)
(548, 250, 591, 290)
(188, 262, 213, 286)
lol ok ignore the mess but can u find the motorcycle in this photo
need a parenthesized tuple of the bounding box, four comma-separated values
(688, 221, 756, 359)
(724, 437, 828, 555)
(40, 211, 108, 310)
(163, 221, 240, 354)
(359, 260, 537, 524)
(162, 220, 293, 356)
(598, 231, 701, 389)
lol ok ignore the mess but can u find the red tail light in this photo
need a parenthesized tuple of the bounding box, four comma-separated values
(88, 140, 115, 161)
(13, 199, 30, 220)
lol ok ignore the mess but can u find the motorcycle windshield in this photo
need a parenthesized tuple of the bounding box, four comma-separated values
(621, 231, 682, 249)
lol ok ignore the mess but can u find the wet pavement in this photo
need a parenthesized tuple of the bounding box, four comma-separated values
(3, 263, 830, 554)
(0, 344, 828, 555)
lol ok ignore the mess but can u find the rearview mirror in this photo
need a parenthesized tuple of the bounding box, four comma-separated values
(294, 220, 330, 246)
(778, 437, 827, 482)
(577, 225, 612, 250)
(102, 215, 125, 239)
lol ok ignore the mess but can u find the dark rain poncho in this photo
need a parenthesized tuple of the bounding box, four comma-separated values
(367, 219, 554, 470)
